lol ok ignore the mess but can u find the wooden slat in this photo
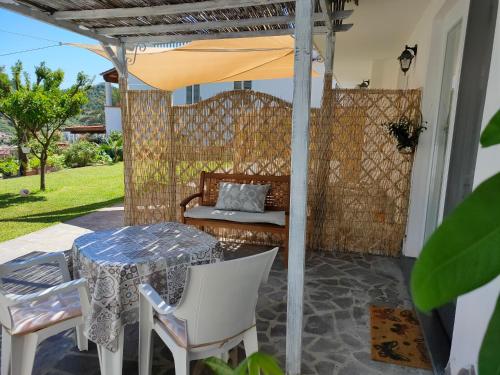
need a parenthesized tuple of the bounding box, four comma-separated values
(319, 0, 333, 30)
(122, 26, 331, 45)
(53, 0, 293, 20)
(0, 2, 118, 44)
(100, 43, 124, 75)
(332, 9, 353, 20)
(96, 13, 325, 35)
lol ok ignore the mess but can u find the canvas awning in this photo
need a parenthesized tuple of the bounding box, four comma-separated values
(72, 36, 318, 91)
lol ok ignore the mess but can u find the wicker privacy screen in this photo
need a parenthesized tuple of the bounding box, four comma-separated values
(121, 88, 421, 256)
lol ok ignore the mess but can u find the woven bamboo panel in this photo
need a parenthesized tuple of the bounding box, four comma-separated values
(122, 88, 421, 256)
(308, 88, 421, 255)
(121, 88, 176, 225)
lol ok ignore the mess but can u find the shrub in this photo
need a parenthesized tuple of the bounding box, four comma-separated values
(64, 140, 110, 167)
(100, 131, 123, 163)
(47, 154, 65, 170)
(29, 157, 40, 170)
(0, 157, 19, 177)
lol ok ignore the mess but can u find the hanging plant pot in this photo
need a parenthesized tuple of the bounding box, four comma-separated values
(385, 114, 427, 154)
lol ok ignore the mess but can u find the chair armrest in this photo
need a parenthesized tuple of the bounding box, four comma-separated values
(180, 192, 202, 208)
(4, 278, 89, 307)
(0, 252, 71, 282)
(139, 284, 176, 316)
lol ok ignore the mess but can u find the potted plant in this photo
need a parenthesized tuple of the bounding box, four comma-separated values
(385, 114, 427, 154)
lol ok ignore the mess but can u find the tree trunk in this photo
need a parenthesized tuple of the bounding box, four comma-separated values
(15, 128, 29, 176)
(17, 144, 28, 176)
(40, 151, 47, 191)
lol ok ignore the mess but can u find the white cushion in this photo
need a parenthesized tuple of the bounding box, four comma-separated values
(9, 290, 82, 335)
(184, 206, 285, 226)
(157, 313, 187, 348)
(215, 182, 270, 213)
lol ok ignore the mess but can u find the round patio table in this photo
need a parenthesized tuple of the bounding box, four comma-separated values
(72, 222, 223, 374)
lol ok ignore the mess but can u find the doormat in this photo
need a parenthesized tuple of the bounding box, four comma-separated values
(370, 306, 432, 370)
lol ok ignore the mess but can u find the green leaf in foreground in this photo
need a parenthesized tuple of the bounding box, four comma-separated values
(204, 353, 284, 375)
(411, 172, 500, 311)
(204, 357, 235, 375)
(478, 296, 500, 375)
(234, 353, 284, 375)
(481, 109, 500, 147)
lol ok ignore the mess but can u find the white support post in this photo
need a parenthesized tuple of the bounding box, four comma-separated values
(285, 1, 313, 374)
(104, 82, 113, 107)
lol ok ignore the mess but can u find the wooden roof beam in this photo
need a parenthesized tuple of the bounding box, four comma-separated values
(332, 9, 353, 20)
(121, 25, 353, 45)
(0, 1, 119, 44)
(319, 0, 334, 31)
(96, 14, 325, 36)
(53, 0, 294, 20)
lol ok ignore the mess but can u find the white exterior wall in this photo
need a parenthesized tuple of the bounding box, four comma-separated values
(449, 2, 500, 371)
(171, 62, 325, 107)
(104, 107, 122, 134)
(370, 58, 399, 89)
(404, 0, 469, 257)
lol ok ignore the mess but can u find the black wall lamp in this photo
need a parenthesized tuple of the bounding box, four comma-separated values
(398, 45, 418, 75)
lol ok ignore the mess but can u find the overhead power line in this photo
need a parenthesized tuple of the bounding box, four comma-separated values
(0, 28, 62, 43)
(0, 43, 64, 57)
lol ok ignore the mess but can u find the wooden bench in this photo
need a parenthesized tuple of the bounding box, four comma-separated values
(180, 172, 290, 266)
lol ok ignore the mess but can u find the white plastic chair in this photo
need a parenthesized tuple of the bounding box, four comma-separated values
(138, 247, 278, 375)
(0, 253, 91, 375)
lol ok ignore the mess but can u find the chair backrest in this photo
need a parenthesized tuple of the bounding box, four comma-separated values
(200, 172, 290, 212)
(174, 248, 278, 347)
(0, 291, 12, 329)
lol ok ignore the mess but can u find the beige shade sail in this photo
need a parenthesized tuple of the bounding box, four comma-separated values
(71, 36, 317, 91)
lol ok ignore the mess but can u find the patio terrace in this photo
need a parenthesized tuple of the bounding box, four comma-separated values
(0, 208, 430, 375)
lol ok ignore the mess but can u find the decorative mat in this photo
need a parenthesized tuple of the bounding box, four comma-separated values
(370, 306, 432, 370)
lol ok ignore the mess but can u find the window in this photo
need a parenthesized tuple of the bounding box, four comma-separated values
(234, 81, 252, 90)
(186, 84, 201, 104)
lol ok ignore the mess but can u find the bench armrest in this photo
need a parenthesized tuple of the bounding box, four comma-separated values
(180, 192, 202, 208)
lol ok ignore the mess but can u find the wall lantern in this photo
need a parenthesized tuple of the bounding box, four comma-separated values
(398, 45, 418, 75)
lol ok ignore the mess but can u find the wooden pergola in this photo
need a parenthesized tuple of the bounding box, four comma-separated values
(0, 1, 355, 374)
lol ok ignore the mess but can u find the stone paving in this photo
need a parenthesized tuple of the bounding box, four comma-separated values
(0, 243, 432, 375)
(0, 204, 124, 263)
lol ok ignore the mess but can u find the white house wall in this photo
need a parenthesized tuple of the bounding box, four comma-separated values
(404, 0, 469, 258)
(171, 62, 326, 107)
(104, 106, 122, 134)
(449, 1, 500, 370)
(370, 58, 399, 89)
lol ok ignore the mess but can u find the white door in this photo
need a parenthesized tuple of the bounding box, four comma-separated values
(424, 21, 463, 240)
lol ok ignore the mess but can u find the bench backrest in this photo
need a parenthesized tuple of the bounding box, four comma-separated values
(200, 172, 290, 212)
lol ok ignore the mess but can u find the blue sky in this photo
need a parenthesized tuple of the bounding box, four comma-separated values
(0, 9, 112, 88)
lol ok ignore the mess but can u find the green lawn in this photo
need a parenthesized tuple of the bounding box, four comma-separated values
(0, 163, 124, 242)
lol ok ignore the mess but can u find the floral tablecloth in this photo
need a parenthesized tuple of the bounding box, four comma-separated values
(72, 222, 223, 352)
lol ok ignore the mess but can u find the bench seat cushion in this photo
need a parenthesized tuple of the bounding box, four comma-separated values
(184, 206, 286, 226)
